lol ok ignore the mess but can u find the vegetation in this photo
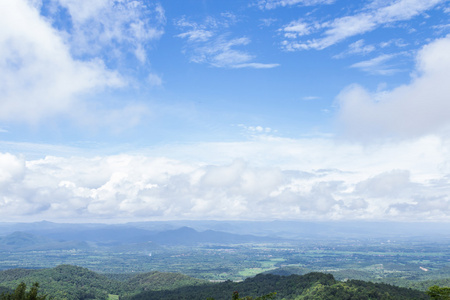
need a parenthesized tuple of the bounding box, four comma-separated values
(0, 265, 433, 300)
(0, 265, 210, 299)
(427, 285, 450, 299)
(0, 282, 47, 300)
(0, 222, 449, 298)
(127, 272, 428, 300)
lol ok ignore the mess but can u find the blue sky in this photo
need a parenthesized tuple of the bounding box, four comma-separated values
(1, 0, 450, 222)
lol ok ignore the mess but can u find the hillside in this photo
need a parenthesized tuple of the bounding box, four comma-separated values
(0, 265, 209, 299)
(0, 265, 121, 299)
(0, 265, 430, 300)
(125, 271, 208, 291)
(128, 272, 428, 300)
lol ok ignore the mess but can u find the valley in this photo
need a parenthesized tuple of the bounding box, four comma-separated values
(0, 221, 449, 287)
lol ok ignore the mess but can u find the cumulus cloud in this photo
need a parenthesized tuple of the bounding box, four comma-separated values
(281, 0, 443, 51)
(1, 131, 450, 222)
(0, 0, 166, 127)
(0, 153, 25, 185)
(337, 35, 450, 139)
(0, 0, 124, 123)
(355, 170, 414, 198)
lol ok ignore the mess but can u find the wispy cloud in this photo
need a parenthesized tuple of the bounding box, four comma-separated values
(302, 96, 321, 100)
(379, 38, 409, 48)
(232, 62, 280, 69)
(147, 73, 163, 87)
(176, 15, 279, 69)
(334, 39, 376, 58)
(238, 124, 277, 135)
(49, 0, 166, 63)
(260, 18, 278, 27)
(281, 0, 444, 51)
(190, 36, 253, 67)
(280, 20, 319, 38)
(177, 29, 214, 42)
(432, 23, 450, 34)
(256, 0, 335, 10)
(350, 53, 402, 75)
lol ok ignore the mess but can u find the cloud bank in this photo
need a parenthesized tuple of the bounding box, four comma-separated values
(1, 132, 449, 222)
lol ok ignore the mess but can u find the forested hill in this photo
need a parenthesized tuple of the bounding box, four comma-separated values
(0, 265, 207, 299)
(128, 272, 428, 300)
(0, 265, 430, 300)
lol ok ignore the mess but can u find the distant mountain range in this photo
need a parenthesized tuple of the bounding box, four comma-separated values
(0, 224, 282, 251)
(1, 220, 450, 252)
(1, 220, 449, 242)
(0, 231, 91, 252)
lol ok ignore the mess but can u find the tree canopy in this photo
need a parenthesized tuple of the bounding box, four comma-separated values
(0, 282, 47, 300)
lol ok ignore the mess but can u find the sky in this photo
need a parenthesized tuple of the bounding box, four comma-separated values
(0, 0, 450, 223)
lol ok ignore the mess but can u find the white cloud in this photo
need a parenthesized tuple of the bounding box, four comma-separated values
(350, 53, 401, 75)
(181, 35, 279, 69)
(177, 29, 214, 42)
(2, 130, 450, 222)
(52, 0, 165, 62)
(175, 18, 216, 43)
(432, 23, 450, 34)
(257, 0, 335, 10)
(282, 20, 316, 38)
(0, 0, 124, 123)
(176, 16, 278, 69)
(334, 39, 376, 58)
(281, 0, 443, 51)
(238, 125, 277, 135)
(202, 37, 253, 66)
(337, 35, 450, 139)
(232, 62, 280, 69)
(379, 38, 408, 48)
(0, 153, 25, 185)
